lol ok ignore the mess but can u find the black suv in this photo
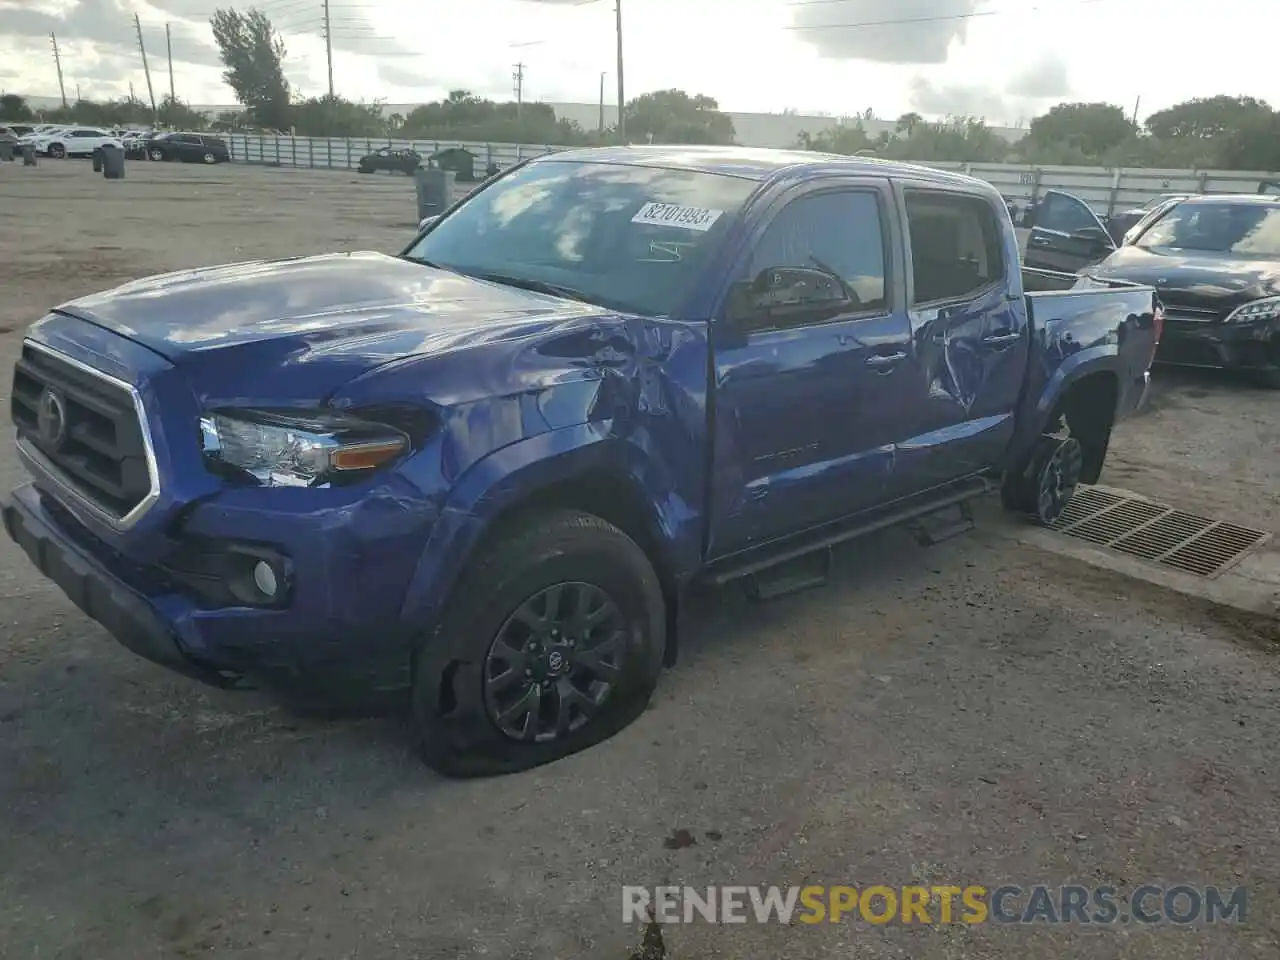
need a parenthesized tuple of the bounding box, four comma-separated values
(357, 147, 421, 175)
(144, 132, 231, 164)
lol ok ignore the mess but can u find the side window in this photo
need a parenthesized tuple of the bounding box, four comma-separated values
(1037, 192, 1100, 234)
(745, 191, 888, 315)
(904, 190, 1004, 305)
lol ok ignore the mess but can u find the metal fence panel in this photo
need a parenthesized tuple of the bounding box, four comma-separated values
(223, 134, 1279, 214)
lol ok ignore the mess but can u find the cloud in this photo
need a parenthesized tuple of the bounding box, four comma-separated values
(789, 0, 980, 64)
(1007, 57, 1069, 99)
(0, 0, 223, 69)
(907, 75, 1008, 119)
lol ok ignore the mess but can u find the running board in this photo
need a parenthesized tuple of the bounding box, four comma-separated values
(706, 476, 993, 589)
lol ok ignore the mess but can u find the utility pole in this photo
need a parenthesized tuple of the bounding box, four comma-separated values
(614, 0, 625, 141)
(166, 22, 176, 106)
(598, 72, 605, 133)
(134, 13, 157, 116)
(50, 33, 67, 106)
(512, 62, 524, 120)
(322, 0, 334, 98)
(1131, 95, 1141, 127)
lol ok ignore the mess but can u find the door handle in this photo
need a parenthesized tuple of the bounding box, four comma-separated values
(1030, 235, 1051, 246)
(865, 351, 907, 371)
(982, 332, 1021, 346)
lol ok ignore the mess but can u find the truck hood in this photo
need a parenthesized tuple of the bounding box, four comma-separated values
(1090, 246, 1280, 311)
(55, 251, 609, 402)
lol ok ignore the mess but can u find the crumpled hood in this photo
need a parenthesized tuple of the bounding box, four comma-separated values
(61, 252, 614, 401)
(54, 251, 609, 402)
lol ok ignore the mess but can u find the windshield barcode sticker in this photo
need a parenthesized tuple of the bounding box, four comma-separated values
(631, 202, 724, 232)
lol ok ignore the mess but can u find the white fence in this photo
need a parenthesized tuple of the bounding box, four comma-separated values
(222, 133, 1280, 218)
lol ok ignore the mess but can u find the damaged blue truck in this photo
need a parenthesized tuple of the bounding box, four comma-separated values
(3, 147, 1161, 776)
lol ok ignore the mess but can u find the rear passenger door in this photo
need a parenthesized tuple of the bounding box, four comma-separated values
(708, 179, 916, 556)
(893, 185, 1030, 494)
(1025, 190, 1116, 272)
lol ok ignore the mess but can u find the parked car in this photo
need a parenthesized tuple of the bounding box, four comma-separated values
(357, 146, 421, 174)
(1, 123, 37, 140)
(1105, 193, 1190, 244)
(1, 147, 1159, 776)
(26, 127, 123, 158)
(1024, 189, 1279, 387)
(144, 132, 231, 164)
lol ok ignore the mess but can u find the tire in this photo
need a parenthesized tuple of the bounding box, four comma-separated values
(48, 143, 65, 159)
(1002, 435, 1084, 526)
(411, 509, 666, 777)
(149, 148, 165, 162)
(1253, 367, 1280, 389)
(201, 151, 216, 164)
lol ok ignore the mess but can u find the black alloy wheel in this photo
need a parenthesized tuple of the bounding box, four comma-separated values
(483, 581, 626, 742)
(1033, 435, 1083, 525)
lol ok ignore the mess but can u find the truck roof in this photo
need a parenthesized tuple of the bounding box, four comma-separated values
(539, 144, 990, 190)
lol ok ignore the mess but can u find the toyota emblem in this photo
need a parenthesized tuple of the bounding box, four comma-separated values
(36, 388, 68, 450)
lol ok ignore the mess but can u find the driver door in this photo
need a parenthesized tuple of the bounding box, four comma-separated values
(1025, 190, 1116, 272)
(708, 180, 916, 557)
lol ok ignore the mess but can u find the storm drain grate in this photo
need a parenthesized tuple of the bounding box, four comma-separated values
(1051, 486, 1270, 578)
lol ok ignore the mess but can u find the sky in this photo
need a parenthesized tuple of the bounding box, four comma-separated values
(1, 0, 1276, 125)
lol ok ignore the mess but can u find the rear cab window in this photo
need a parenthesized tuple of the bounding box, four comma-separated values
(903, 190, 1005, 304)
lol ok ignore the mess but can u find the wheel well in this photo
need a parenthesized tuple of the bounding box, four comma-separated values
(474, 470, 682, 666)
(1058, 371, 1118, 484)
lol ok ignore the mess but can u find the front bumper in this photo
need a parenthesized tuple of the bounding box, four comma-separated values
(2, 482, 428, 699)
(1157, 315, 1279, 371)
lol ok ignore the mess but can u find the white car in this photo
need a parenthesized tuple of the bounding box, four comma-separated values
(30, 127, 124, 159)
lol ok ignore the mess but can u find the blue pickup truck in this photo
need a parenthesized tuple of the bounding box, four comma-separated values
(2, 147, 1161, 776)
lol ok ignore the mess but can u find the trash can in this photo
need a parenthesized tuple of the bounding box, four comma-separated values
(414, 163, 448, 222)
(92, 147, 104, 172)
(21, 144, 36, 166)
(0, 141, 13, 162)
(102, 143, 125, 180)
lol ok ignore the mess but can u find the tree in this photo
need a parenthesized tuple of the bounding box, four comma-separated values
(797, 123, 876, 155)
(292, 95, 385, 137)
(158, 95, 208, 130)
(1145, 95, 1272, 141)
(623, 90, 735, 145)
(1019, 102, 1137, 162)
(895, 112, 923, 135)
(0, 93, 34, 121)
(210, 8, 291, 131)
(400, 90, 584, 145)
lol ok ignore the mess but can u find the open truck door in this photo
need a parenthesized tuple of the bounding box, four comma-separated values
(1024, 189, 1116, 274)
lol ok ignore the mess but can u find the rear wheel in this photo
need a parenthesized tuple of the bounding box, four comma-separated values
(411, 509, 665, 777)
(1002, 434, 1084, 525)
(48, 143, 65, 159)
(201, 151, 216, 164)
(149, 147, 165, 161)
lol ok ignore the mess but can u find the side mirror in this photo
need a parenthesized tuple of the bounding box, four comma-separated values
(418, 215, 439, 231)
(725, 266, 854, 330)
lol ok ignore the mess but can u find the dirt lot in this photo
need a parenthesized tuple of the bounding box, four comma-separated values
(1, 161, 1278, 959)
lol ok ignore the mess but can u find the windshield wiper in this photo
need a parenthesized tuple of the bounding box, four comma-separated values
(467, 270, 597, 305)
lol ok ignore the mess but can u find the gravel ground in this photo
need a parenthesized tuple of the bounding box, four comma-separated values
(0, 160, 1277, 960)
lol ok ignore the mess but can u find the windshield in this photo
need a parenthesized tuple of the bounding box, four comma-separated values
(1135, 202, 1280, 258)
(402, 159, 759, 316)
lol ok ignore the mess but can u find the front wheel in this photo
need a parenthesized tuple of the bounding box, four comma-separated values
(48, 143, 65, 159)
(149, 148, 165, 161)
(201, 151, 216, 164)
(411, 509, 666, 777)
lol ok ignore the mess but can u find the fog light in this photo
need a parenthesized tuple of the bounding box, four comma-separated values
(252, 560, 279, 599)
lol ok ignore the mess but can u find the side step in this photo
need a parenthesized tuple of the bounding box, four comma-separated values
(707, 476, 992, 597)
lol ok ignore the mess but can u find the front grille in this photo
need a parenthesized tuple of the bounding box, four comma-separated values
(10, 343, 154, 522)
(1157, 300, 1226, 323)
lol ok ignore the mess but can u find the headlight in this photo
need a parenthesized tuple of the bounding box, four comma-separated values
(1225, 296, 1280, 324)
(200, 409, 409, 487)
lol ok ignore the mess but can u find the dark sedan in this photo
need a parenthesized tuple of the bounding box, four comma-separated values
(1088, 195, 1280, 387)
(145, 132, 231, 164)
(357, 147, 421, 174)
